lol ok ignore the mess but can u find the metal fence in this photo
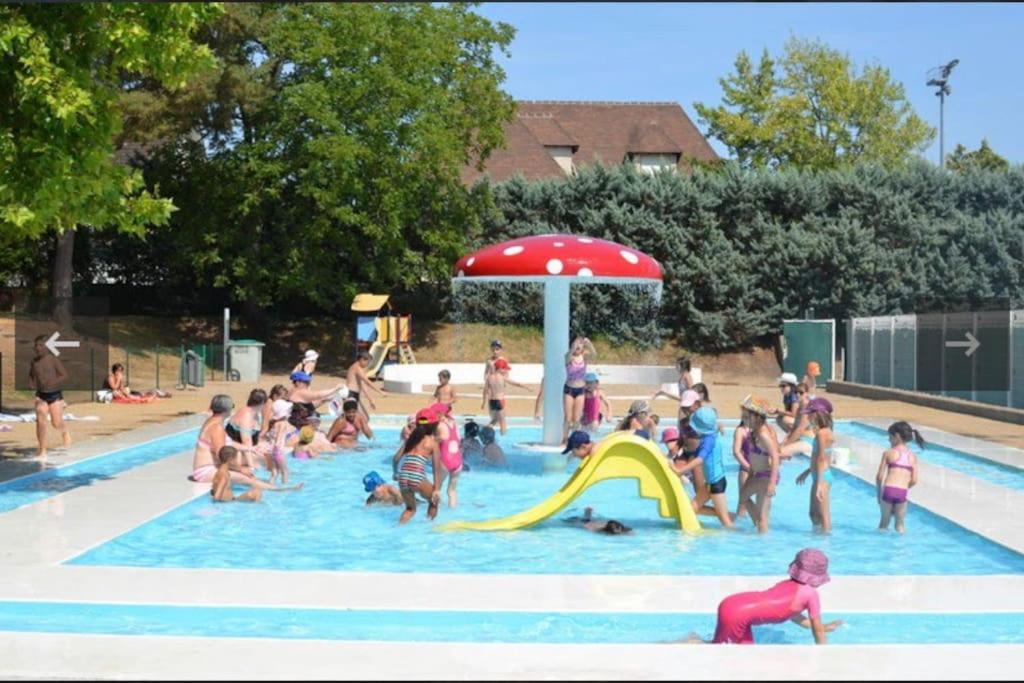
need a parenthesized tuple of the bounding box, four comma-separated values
(845, 310, 1024, 409)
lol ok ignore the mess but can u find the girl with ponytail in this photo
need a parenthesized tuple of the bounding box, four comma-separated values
(875, 421, 924, 533)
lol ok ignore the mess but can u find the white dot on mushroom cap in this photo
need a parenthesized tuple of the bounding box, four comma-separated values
(620, 250, 640, 265)
(503, 246, 524, 256)
(546, 259, 564, 274)
(467, 257, 475, 267)
(457, 270, 465, 277)
(553, 242, 564, 247)
(578, 238, 594, 244)
(578, 268, 593, 277)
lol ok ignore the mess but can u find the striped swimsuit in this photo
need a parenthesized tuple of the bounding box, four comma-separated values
(397, 451, 431, 491)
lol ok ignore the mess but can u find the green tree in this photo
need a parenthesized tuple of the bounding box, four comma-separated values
(694, 37, 935, 170)
(0, 2, 220, 306)
(115, 2, 515, 323)
(946, 139, 1010, 172)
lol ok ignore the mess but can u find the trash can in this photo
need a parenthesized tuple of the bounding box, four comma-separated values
(227, 340, 265, 382)
(181, 350, 205, 388)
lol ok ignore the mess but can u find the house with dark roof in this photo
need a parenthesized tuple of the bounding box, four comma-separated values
(462, 100, 717, 184)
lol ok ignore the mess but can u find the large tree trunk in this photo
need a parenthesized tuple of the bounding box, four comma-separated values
(52, 228, 75, 329)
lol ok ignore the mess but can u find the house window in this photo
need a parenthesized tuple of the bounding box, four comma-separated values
(545, 146, 575, 175)
(631, 153, 679, 174)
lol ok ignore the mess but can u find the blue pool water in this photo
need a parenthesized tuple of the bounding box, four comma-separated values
(0, 601, 1022, 644)
(0, 429, 198, 514)
(836, 422, 1024, 491)
(70, 425, 1024, 575)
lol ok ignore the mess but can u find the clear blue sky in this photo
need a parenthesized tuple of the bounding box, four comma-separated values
(477, 2, 1024, 163)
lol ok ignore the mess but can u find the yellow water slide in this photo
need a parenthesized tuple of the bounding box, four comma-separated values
(438, 431, 701, 533)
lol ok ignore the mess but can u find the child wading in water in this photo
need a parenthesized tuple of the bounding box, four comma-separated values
(432, 402, 463, 508)
(263, 398, 294, 484)
(735, 395, 781, 534)
(482, 358, 531, 435)
(795, 398, 836, 533)
(211, 446, 263, 503)
(580, 372, 611, 433)
(396, 408, 443, 523)
(673, 407, 734, 529)
(876, 421, 922, 533)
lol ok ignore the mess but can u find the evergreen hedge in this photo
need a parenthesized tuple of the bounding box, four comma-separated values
(454, 161, 1024, 351)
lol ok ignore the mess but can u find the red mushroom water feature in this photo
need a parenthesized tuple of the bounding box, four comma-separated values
(453, 234, 663, 445)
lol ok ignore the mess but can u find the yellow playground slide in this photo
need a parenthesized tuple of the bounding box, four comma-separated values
(365, 340, 393, 377)
(438, 431, 701, 533)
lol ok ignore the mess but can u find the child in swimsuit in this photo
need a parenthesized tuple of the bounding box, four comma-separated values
(433, 369, 458, 407)
(734, 395, 781, 533)
(876, 420, 923, 533)
(292, 425, 317, 460)
(480, 426, 506, 467)
(673, 407, 734, 529)
(396, 408, 443, 524)
(211, 446, 263, 503)
(462, 420, 484, 464)
(482, 358, 531, 435)
(795, 398, 836, 533)
(363, 471, 403, 507)
(562, 337, 596, 442)
(263, 398, 294, 484)
(432, 402, 463, 508)
(580, 372, 611, 433)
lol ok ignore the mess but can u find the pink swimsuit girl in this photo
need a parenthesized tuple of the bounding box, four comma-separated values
(582, 391, 601, 426)
(881, 444, 914, 504)
(439, 417, 463, 473)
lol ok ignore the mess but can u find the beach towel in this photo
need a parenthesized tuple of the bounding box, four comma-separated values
(113, 394, 158, 404)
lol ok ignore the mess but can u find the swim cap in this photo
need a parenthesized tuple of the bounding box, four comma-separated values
(362, 471, 386, 493)
(806, 361, 821, 377)
(290, 370, 313, 383)
(480, 426, 496, 442)
(493, 358, 510, 371)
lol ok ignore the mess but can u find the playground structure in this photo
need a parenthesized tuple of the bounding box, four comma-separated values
(438, 431, 701, 533)
(351, 294, 416, 377)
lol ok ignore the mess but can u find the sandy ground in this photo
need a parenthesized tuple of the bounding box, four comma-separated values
(1, 370, 1021, 461)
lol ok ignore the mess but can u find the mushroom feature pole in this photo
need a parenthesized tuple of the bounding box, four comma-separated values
(542, 276, 570, 444)
(453, 234, 662, 447)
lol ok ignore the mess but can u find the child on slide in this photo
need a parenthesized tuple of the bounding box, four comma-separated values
(876, 421, 923, 533)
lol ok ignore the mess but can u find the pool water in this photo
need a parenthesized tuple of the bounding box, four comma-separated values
(835, 422, 1024, 491)
(0, 429, 198, 514)
(1, 601, 1022, 644)
(70, 426, 1024, 575)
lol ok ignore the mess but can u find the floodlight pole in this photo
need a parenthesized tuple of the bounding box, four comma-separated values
(927, 59, 958, 170)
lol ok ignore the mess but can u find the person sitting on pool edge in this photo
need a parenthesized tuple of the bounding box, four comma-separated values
(363, 470, 403, 507)
(564, 506, 632, 535)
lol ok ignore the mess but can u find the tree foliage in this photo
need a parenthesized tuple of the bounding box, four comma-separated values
(114, 2, 515, 312)
(694, 37, 936, 170)
(0, 3, 220, 239)
(946, 139, 1010, 173)
(463, 162, 1024, 350)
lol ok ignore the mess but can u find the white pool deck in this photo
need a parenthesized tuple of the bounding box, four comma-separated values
(0, 414, 1022, 679)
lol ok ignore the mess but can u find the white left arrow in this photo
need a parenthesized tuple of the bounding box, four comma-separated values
(45, 331, 80, 357)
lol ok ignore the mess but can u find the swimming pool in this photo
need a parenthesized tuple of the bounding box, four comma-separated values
(0, 600, 1021, 644)
(835, 422, 1024, 491)
(0, 429, 198, 514)
(69, 426, 1024, 575)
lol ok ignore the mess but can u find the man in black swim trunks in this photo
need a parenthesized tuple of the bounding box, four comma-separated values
(28, 334, 71, 457)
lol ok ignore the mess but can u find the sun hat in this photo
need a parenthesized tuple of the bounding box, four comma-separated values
(584, 371, 599, 383)
(362, 471, 386, 493)
(660, 426, 680, 444)
(679, 389, 701, 408)
(493, 358, 510, 371)
(777, 372, 799, 386)
(806, 361, 821, 377)
(271, 399, 293, 421)
(415, 407, 440, 425)
(788, 548, 830, 587)
(298, 425, 317, 444)
(289, 370, 313, 383)
(303, 349, 319, 362)
(800, 397, 834, 415)
(689, 406, 718, 435)
(628, 399, 650, 416)
(740, 394, 773, 417)
(562, 430, 591, 454)
(490, 339, 503, 348)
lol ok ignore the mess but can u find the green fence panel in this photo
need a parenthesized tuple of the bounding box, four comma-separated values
(782, 320, 834, 382)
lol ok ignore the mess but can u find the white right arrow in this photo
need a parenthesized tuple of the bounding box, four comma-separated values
(45, 331, 80, 357)
(945, 331, 981, 357)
